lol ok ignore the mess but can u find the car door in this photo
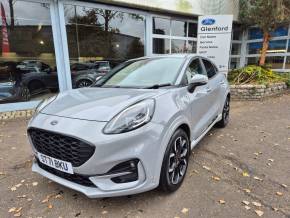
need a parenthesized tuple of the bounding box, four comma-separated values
(183, 58, 212, 140)
(37, 63, 58, 90)
(43, 71, 59, 90)
(201, 59, 223, 123)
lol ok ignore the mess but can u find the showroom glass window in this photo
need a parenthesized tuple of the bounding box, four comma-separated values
(230, 58, 240, 69)
(229, 24, 242, 69)
(231, 43, 241, 55)
(245, 25, 290, 70)
(247, 56, 284, 69)
(0, 0, 58, 104)
(248, 40, 287, 54)
(152, 17, 197, 54)
(64, 4, 145, 89)
(248, 26, 288, 40)
(284, 56, 290, 69)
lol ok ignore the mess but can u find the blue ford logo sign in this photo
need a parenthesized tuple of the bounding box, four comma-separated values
(202, 18, 215, 25)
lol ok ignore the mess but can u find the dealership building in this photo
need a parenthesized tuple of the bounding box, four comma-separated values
(0, 0, 289, 112)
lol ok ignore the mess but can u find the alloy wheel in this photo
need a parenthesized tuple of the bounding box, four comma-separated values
(223, 98, 230, 123)
(168, 136, 188, 185)
(78, 80, 92, 88)
(20, 87, 31, 101)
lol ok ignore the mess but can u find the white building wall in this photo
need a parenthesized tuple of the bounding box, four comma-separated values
(103, 0, 239, 20)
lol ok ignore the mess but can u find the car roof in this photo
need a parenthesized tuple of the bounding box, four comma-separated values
(129, 54, 198, 61)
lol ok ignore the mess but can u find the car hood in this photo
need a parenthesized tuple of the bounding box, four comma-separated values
(41, 87, 167, 121)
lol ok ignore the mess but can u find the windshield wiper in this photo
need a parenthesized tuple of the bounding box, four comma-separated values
(145, 83, 172, 89)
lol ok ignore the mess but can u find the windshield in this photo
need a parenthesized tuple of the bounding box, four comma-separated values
(100, 57, 184, 88)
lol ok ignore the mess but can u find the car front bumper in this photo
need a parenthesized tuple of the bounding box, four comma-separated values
(28, 113, 166, 198)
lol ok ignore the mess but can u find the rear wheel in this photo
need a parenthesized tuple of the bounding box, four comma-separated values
(216, 96, 230, 128)
(76, 79, 93, 88)
(159, 129, 190, 192)
(28, 80, 45, 94)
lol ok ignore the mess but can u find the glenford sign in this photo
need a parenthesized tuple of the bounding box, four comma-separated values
(197, 15, 233, 72)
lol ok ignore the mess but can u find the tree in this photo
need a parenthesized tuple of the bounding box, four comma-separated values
(239, 0, 290, 65)
(8, 0, 15, 29)
(68, 7, 144, 59)
(69, 8, 126, 58)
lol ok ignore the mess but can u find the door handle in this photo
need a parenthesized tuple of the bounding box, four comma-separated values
(220, 80, 225, 85)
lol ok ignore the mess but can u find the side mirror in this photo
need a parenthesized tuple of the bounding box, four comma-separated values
(187, 74, 208, 93)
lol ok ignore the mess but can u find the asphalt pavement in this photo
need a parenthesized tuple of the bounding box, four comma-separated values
(0, 94, 289, 218)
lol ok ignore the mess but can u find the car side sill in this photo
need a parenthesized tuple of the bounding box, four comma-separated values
(190, 114, 222, 150)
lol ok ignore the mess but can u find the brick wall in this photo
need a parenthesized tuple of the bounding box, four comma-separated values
(230, 82, 287, 100)
(0, 110, 35, 120)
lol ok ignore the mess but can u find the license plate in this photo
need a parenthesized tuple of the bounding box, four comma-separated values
(37, 152, 74, 174)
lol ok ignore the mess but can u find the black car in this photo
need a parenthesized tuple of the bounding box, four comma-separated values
(0, 61, 58, 103)
(0, 60, 118, 103)
(71, 61, 111, 88)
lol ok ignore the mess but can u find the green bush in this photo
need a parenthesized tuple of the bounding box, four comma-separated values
(280, 72, 290, 87)
(228, 65, 288, 85)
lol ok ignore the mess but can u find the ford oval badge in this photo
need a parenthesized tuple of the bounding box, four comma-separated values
(202, 18, 215, 25)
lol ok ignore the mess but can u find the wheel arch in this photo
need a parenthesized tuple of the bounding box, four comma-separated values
(177, 123, 191, 143)
(27, 79, 46, 91)
(153, 114, 192, 185)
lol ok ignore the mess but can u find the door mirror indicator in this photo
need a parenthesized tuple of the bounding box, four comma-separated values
(187, 74, 208, 93)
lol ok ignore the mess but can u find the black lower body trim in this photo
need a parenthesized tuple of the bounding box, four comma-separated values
(37, 159, 96, 187)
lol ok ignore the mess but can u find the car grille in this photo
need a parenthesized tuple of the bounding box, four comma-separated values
(37, 160, 95, 187)
(28, 128, 95, 167)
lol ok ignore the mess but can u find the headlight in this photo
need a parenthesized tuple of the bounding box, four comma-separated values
(103, 99, 155, 134)
(35, 95, 57, 114)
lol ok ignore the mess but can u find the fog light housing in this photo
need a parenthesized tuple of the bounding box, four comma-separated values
(109, 159, 139, 183)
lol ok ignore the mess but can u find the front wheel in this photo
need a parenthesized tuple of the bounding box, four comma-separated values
(19, 86, 31, 101)
(159, 129, 190, 192)
(216, 96, 230, 128)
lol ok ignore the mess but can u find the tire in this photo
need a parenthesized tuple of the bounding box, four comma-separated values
(159, 128, 190, 192)
(76, 79, 93, 88)
(28, 80, 45, 94)
(49, 87, 59, 93)
(216, 96, 230, 128)
(20, 86, 31, 101)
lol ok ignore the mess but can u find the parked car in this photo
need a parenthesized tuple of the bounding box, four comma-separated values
(0, 60, 113, 103)
(0, 61, 23, 103)
(27, 54, 230, 198)
(0, 61, 19, 80)
(0, 61, 59, 103)
(71, 61, 111, 88)
(17, 60, 52, 74)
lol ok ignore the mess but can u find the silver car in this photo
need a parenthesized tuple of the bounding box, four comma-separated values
(28, 54, 230, 198)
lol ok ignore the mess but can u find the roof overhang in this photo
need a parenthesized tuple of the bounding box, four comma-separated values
(80, 0, 239, 21)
